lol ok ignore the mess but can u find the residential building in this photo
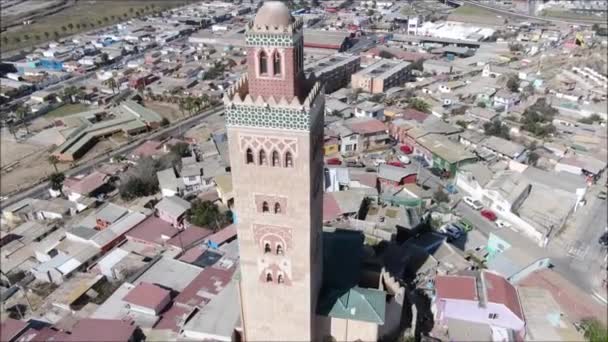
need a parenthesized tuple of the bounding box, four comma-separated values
(354, 101, 384, 120)
(378, 164, 418, 187)
(304, 54, 360, 93)
(351, 59, 412, 94)
(480, 136, 527, 161)
(434, 271, 525, 339)
(344, 118, 389, 152)
(155, 196, 191, 227)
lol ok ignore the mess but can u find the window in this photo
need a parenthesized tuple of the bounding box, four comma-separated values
(285, 151, 293, 167)
(272, 150, 280, 166)
(266, 273, 273, 282)
(262, 201, 269, 213)
(259, 50, 268, 75)
(264, 243, 271, 253)
(488, 313, 498, 319)
(246, 148, 254, 164)
(259, 149, 267, 165)
(276, 244, 283, 255)
(277, 274, 284, 284)
(272, 50, 281, 76)
(274, 202, 281, 214)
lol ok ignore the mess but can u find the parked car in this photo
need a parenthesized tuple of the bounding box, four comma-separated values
(439, 224, 462, 242)
(326, 158, 341, 165)
(398, 155, 411, 164)
(345, 160, 364, 168)
(463, 196, 483, 210)
(495, 219, 511, 229)
(373, 158, 387, 166)
(481, 209, 497, 221)
(456, 219, 474, 232)
(400, 145, 413, 154)
(388, 161, 404, 168)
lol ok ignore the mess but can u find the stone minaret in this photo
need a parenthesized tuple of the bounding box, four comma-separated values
(223, 1, 325, 341)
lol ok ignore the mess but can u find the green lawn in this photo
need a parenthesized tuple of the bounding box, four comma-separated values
(1, 0, 194, 53)
(452, 4, 498, 17)
(45, 103, 90, 118)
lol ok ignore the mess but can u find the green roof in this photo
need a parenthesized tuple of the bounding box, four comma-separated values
(324, 287, 386, 324)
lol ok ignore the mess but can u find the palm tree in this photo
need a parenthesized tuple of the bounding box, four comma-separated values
(44, 31, 50, 39)
(15, 105, 30, 135)
(105, 77, 117, 94)
(48, 172, 65, 192)
(67, 23, 74, 31)
(61, 26, 67, 32)
(75, 23, 81, 30)
(97, 20, 102, 26)
(23, 34, 30, 41)
(123, 13, 128, 18)
(103, 17, 109, 23)
(53, 31, 60, 38)
(48, 155, 60, 172)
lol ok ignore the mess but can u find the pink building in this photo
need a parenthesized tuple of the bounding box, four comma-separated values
(434, 271, 526, 339)
(122, 282, 172, 316)
(154, 196, 191, 228)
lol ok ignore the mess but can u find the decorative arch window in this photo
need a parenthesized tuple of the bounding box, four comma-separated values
(285, 151, 293, 168)
(259, 149, 267, 165)
(246, 148, 254, 164)
(274, 202, 281, 214)
(272, 50, 281, 76)
(259, 50, 268, 75)
(266, 273, 273, 283)
(276, 244, 283, 255)
(277, 274, 284, 284)
(262, 201, 269, 213)
(272, 150, 280, 167)
(264, 242, 271, 253)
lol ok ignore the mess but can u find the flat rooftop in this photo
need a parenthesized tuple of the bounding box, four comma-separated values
(355, 59, 411, 79)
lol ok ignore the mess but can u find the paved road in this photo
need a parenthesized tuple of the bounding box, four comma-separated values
(0, 106, 224, 210)
(452, 0, 604, 25)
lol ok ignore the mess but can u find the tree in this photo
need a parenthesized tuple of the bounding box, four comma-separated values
(581, 319, 608, 342)
(188, 200, 230, 232)
(49, 172, 65, 191)
(378, 50, 395, 59)
(170, 142, 191, 157)
(44, 31, 50, 39)
(578, 114, 603, 124)
(63, 85, 78, 103)
(433, 189, 449, 203)
(411, 59, 424, 72)
(100, 52, 109, 65)
(483, 120, 510, 140)
(35, 34, 41, 41)
(160, 118, 170, 126)
(509, 43, 524, 52)
(409, 98, 430, 113)
(104, 77, 117, 94)
(506, 74, 520, 92)
(67, 23, 74, 31)
(477, 101, 487, 108)
(75, 23, 81, 30)
(48, 155, 60, 172)
(455, 120, 468, 129)
(15, 105, 30, 135)
(61, 26, 67, 32)
(2, 36, 8, 45)
(527, 151, 539, 166)
(520, 98, 558, 138)
(13, 37, 21, 44)
(23, 34, 30, 41)
(53, 31, 60, 38)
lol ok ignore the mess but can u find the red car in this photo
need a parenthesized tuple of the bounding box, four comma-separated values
(400, 145, 413, 154)
(480, 209, 497, 221)
(326, 158, 342, 165)
(387, 161, 404, 168)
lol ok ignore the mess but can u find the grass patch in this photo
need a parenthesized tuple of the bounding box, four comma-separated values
(1, 0, 194, 53)
(541, 9, 607, 21)
(452, 5, 498, 17)
(45, 103, 90, 118)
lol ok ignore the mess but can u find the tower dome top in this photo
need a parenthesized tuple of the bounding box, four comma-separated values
(253, 1, 293, 28)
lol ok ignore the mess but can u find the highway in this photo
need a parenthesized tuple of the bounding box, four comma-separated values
(450, 0, 605, 26)
(0, 105, 224, 210)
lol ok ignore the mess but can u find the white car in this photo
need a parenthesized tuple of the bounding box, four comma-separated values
(373, 158, 386, 166)
(495, 220, 511, 229)
(463, 196, 483, 210)
(398, 155, 411, 164)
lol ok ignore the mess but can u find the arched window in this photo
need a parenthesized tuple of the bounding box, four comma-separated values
(274, 202, 281, 214)
(276, 244, 283, 255)
(266, 273, 273, 283)
(262, 201, 269, 213)
(264, 242, 271, 253)
(277, 274, 284, 284)
(285, 151, 293, 167)
(246, 148, 254, 164)
(259, 149, 267, 165)
(259, 50, 268, 75)
(273, 51, 281, 76)
(272, 150, 280, 167)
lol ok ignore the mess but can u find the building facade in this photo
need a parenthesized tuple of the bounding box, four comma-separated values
(224, 2, 325, 340)
(351, 59, 412, 94)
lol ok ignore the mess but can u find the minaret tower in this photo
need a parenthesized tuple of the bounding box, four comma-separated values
(223, 1, 325, 341)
